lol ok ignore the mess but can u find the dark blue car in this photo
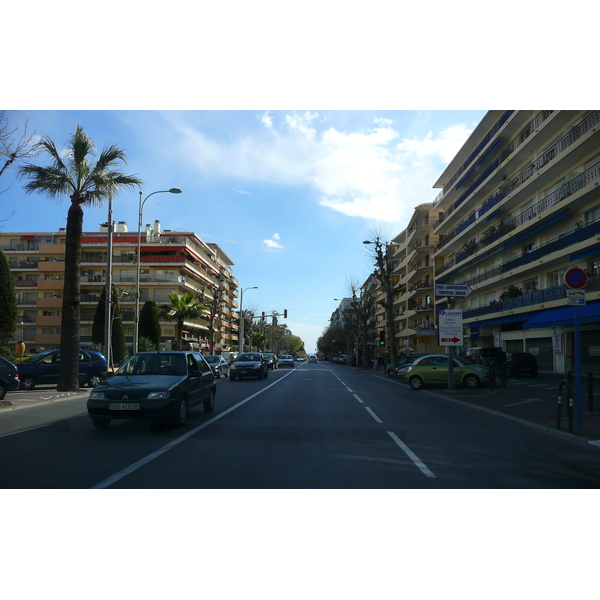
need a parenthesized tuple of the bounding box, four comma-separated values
(0, 357, 20, 399)
(18, 349, 108, 390)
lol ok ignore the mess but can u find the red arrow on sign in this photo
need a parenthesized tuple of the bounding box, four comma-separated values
(441, 337, 461, 343)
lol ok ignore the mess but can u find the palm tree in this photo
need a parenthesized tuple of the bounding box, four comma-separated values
(159, 293, 208, 351)
(19, 125, 142, 391)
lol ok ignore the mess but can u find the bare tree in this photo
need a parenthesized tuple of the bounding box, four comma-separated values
(0, 111, 39, 186)
(363, 227, 399, 370)
(347, 277, 376, 369)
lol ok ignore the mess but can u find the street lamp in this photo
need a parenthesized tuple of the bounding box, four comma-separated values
(238, 286, 258, 352)
(133, 188, 182, 353)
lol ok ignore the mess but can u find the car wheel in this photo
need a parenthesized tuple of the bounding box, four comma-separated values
(0, 383, 6, 399)
(174, 398, 188, 426)
(464, 374, 480, 389)
(20, 376, 35, 391)
(92, 417, 111, 429)
(87, 373, 103, 388)
(230, 374, 236, 381)
(265, 369, 268, 378)
(258, 372, 264, 380)
(409, 375, 424, 390)
(203, 389, 216, 413)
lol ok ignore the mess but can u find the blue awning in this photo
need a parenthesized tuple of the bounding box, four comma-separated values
(469, 311, 537, 327)
(522, 301, 600, 329)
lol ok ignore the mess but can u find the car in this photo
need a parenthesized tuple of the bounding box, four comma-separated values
(229, 352, 269, 380)
(278, 354, 295, 368)
(308, 355, 317, 363)
(86, 351, 216, 428)
(295, 356, 305, 362)
(507, 352, 538, 377)
(18, 349, 108, 390)
(392, 354, 424, 376)
(262, 353, 278, 370)
(397, 353, 492, 390)
(204, 355, 230, 378)
(466, 347, 503, 367)
(0, 357, 20, 399)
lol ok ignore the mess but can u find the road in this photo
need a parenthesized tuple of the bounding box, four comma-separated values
(1, 362, 599, 488)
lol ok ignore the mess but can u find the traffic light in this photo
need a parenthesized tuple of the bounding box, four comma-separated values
(379, 330, 385, 346)
(284, 309, 288, 318)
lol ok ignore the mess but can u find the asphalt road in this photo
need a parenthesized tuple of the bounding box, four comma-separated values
(1, 363, 599, 488)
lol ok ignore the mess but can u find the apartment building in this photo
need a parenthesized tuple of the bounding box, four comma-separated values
(392, 203, 443, 356)
(432, 110, 600, 375)
(4, 220, 239, 354)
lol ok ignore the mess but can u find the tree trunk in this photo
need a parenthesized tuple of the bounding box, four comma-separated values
(57, 200, 83, 391)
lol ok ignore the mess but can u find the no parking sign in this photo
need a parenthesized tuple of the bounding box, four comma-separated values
(564, 267, 588, 289)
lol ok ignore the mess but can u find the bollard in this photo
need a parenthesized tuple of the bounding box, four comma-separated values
(589, 371, 594, 412)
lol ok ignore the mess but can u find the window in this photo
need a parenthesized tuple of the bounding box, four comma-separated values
(524, 278, 538, 294)
(547, 270, 562, 287)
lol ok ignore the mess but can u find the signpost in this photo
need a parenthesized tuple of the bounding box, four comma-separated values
(435, 283, 473, 298)
(438, 310, 463, 389)
(564, 267, 587, 430)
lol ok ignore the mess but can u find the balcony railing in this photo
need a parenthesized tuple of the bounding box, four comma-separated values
(437, 110, 599, 250)
(463, 274, 599, 321)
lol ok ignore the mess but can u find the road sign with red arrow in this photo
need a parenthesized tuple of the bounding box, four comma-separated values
(437, 310, 463, 346)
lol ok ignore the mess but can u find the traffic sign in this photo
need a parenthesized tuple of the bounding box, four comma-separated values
(564, 267, 588, 289)
(566, 289, 586, 305)
(435, 283, 473, 298)
(437, 310, 463, 346)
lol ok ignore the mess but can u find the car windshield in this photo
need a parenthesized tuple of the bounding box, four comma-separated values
(116, 353, 187, 376)
(237, 353, 262, 362)
(205, 356, 219, 364)
(458, 356, 477, 365)
(280, 355, 291, 359)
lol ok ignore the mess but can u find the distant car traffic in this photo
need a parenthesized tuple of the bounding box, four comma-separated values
(262, 353, 278, 370)
(87, 351, 216, 428)
(278, 355, 295, 368)
(507, 352, 538, 377)
(397, 354, 492, 390)
(204, 355, 230, 378)
(229, 353, 269, 380)
(0, 357, 20, 399)
(18, 349, 108, 390)
(308, 355, 317, 363)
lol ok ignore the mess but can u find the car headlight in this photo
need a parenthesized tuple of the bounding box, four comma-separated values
(90, 391, 105, 400)
(148, 391, 171, 400)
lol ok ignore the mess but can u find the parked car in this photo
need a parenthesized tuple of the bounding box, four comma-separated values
(397, 354, 492, 390)
(18, 349, 108, 390)
(278, 354, 295, 368)
(229, 353, 269, 380)
(87, 351, 216, 428)
(392, 354, 424, 376)
(204, 355, 230, 378)
(466, 347, 503, 367)
(507, 352, 538, 377)
(262, 353, 278, 370)
(0, 357, 20, 399)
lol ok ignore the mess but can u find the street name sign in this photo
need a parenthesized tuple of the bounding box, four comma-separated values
(435, 283, 473, 298)
(437, 310, 463, 346)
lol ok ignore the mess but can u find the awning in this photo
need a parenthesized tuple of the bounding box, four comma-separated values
(470, 311, 536, 327)
(522, 301, 600, 329)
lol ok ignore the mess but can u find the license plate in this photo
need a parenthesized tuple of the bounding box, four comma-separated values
(109, 403, 140, 410)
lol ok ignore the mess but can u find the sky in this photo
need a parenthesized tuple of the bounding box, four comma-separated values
(1, 109, 487, 352)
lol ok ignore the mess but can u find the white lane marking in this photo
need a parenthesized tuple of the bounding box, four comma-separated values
(364, 407, 383, 423)
(0, 424, 48, 438)
(589, 440, 600, 447)
(91, 369, 297, 489)
(504, 398, 545, 407)
(353, 394, 364, 404)
(387, 431, 437, 478)
(346, 387, 353, 393)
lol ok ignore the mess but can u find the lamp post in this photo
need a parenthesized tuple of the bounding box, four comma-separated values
(104, 194, 114, 370)
(133, 188, 182, 353)
(238, 286, 258, 353)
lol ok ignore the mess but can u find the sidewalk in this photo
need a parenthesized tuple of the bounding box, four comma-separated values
(0, 387, 91, 412)
(369, 367, 600, 445)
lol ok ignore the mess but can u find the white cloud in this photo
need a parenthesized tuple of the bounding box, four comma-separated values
(170, 112, 477, 226)
(263, 233, 283, 249)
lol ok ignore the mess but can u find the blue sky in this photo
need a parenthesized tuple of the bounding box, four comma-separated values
(2, 109, 487, 352)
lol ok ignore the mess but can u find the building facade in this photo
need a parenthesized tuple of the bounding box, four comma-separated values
(3, 220, 238, 355)
(432, 110, 600, 375)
